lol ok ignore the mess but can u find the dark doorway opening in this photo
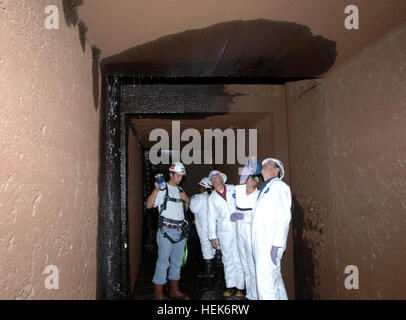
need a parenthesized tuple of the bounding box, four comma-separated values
(127, 114, 257, 299)
(97, 75, 296, 300)
(97, 77, 250, 299)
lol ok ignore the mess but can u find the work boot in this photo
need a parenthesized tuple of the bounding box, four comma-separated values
(234, 289, 245, 298)
(223, 287, 236, 298)
(153, 284, 165, 300)
(197, 259, 215, 278)
(169, 280, 190, 300)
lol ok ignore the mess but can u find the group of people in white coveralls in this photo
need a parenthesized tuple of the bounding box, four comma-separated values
(147, 157, 292, 300)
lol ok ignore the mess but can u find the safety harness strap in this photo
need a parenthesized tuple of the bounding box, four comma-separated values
(236, 206, 253, 212)
(158, 186, 189, 244)
(162, 217, 184, 225)
(158, 187, 186, 215)
(161, 220, 190, 244)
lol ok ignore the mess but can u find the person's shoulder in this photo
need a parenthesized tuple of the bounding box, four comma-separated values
(273, 179, 291, 191)
(168, 184, 184, 193)
(192, 192, 203, 199)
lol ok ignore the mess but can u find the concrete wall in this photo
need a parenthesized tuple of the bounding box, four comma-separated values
(0, 1, 99, 299)
(286, 79, 336, 299)
(219, 85, 288, 183)
(286, 21, 406, 299)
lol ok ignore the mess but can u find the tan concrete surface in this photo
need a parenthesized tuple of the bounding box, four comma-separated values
(0, 1, 99, 299)
(79, 0, 406, 75)
(286, 21, 406, 299)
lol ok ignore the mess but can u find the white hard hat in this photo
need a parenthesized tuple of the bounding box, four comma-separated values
(209, 170, 227, 184)
(198, 177, 212, 189)
(262, 158, 285, 180)
(169, 162, 186, 175)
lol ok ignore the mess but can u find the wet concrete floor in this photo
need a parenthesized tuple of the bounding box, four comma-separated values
(132, 225, 246, 300)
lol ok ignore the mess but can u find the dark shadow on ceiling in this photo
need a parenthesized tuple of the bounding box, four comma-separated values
(101, 19, 337, 79)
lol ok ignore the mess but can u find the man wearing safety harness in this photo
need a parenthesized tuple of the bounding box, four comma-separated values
(207, 170, 244, 298)
(190, 177, 216, 278)
(251, 158, 292, 300)
(146, 162, 190, 300)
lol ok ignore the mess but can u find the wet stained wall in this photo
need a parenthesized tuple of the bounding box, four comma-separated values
(286, 21, 406, 299)
(127, 127, 144, 294)
(286, 79, 335, 299)
(0, 1, 98, 298)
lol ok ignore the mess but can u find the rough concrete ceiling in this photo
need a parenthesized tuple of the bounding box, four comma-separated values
(101, 19, 337, 78)
(78, 0, 406, 77)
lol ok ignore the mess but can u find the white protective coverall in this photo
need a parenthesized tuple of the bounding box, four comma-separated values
(251, 178, 292, 300)
(207, 184, 244, 290)
(234, 184, 259, 300)
(190, 191, 216, 260)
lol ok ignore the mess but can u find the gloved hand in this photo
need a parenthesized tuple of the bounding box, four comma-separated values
(230, 212, 244, 222)
(270, 246, 280, 266)
(240, 163, 254, 183)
